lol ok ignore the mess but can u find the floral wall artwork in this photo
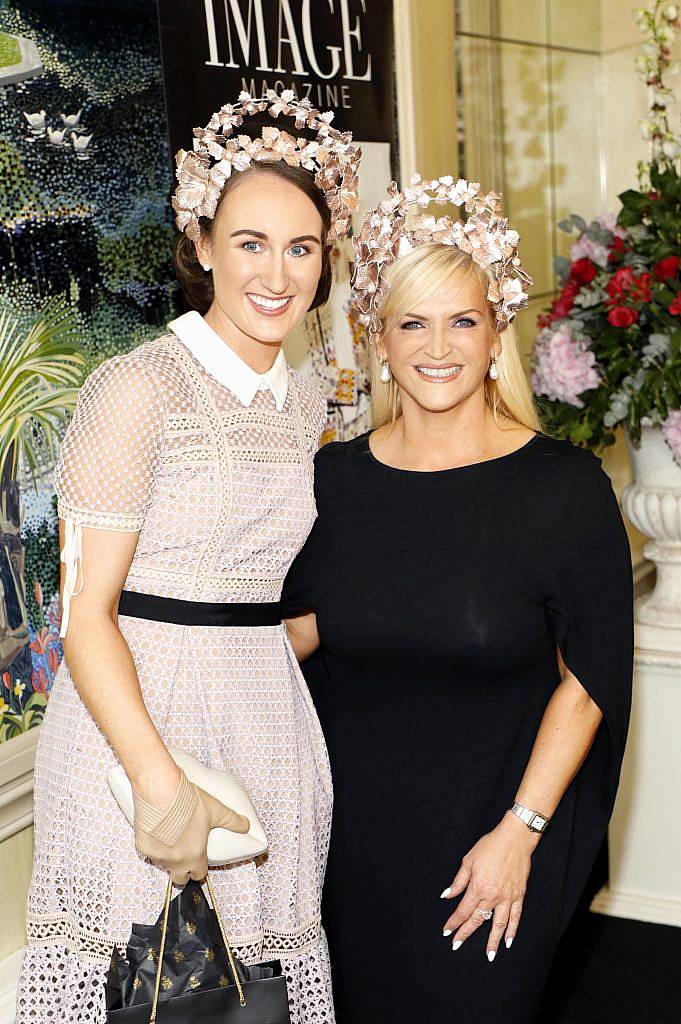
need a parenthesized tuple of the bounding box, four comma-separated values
(0, 0, 178, 742)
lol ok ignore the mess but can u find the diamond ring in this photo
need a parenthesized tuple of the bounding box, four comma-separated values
(476, 907, 493, 921)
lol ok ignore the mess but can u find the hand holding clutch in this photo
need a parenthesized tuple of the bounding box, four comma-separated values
(133, 770, 250, 885)
(108, 747, 268, 869)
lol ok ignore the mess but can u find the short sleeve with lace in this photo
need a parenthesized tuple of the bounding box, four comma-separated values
(54, 353, 167, 637)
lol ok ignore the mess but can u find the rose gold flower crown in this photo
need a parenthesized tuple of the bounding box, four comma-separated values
(352, 174, 532, 338)
(172, 89, 361, 244)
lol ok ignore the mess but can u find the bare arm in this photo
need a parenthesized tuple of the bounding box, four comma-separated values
(511, 649, 602, 822)
(59, 519, 181, 809)
(442, 651, 602, 958)
(284, 612, 320, 662)
(61, 521, 249, 883)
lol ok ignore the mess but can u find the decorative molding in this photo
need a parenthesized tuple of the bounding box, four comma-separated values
(0, 947, 21, 1024)
(634, 645, 681, 671)
(631, 556, 681, 665)
(0, 730, 38, 843)
(591, 885, 681, 928)
(624, 485, 681, 543)
(633, 603, 681, 663)
(632, 556, 654, 594)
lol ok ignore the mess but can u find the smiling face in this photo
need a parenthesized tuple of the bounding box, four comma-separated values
(377, 265, 500, 418)
(195, 169, 324, 360)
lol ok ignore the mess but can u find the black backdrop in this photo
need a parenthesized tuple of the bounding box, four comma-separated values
(157, 0, 393, 158)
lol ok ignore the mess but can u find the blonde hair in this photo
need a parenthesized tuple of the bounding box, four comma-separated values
(370, 244, 541, 432)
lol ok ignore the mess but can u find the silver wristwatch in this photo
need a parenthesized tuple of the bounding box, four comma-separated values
(509, 802, 550, 834)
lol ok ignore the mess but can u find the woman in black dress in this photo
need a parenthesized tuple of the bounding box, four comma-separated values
(282, 178, 633, 1022)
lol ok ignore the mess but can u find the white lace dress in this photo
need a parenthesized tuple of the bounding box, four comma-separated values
(15, 312, 335, 1024)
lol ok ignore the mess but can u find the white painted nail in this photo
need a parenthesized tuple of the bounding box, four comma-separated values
(452, 940, 462, 951)
(440, 887, 451, 899)
(442, 929, 452, 937)
(487, 950, 496, 963)
(505, 936, 514, 949)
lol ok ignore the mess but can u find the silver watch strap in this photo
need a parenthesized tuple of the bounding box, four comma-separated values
(510, 801, 549, 834)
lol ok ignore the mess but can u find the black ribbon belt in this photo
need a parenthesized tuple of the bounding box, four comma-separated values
(118, 590, 282, 627)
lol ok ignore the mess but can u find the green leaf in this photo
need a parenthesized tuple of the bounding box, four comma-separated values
(24, 692, 47, 711)
(654, 285, 676, 305)
(571, 421, 593, 443)
(670, 330, 681, 358)
(2, 713, 24, 729)
(0, 720, 16, 742)
(0, 298, 86, 485)
(618, 188, 648, 210)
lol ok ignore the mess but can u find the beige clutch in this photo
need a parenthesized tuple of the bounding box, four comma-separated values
(107, 747, 268, 866)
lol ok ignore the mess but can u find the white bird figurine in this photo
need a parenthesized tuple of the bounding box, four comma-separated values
(61, 109, 82, 129)
(72, 133, 92, 152)
(47, 127, 66, 145)
(23, 110, 46, 130)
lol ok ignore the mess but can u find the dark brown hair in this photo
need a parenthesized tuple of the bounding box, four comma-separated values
(173, 161, 333, 315)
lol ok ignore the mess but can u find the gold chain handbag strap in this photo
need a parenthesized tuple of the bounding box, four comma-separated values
(149, 874, 246, 1023)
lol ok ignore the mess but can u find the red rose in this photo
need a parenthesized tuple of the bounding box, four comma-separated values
(541, 280, 580, 324)
(625, 271, 653, 305)
(607, 306, 638, 327)
(606, 266, 634, 301)
(669, 289, 681, 315)
(636, 272, 653, 303)
(551, 282, 579, 320)
(569, 258, 597, 285)
(606, 267, 652, 307)
(608, 236, 630, 260)
(654, 255, 681, 281)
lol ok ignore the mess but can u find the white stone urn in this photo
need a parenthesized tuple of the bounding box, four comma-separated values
(623, 424, 681, 652)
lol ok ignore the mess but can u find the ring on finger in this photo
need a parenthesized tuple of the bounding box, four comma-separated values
(475, 906, 493, 921)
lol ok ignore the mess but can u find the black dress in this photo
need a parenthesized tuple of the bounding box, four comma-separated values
(281, 431, 633, 1023)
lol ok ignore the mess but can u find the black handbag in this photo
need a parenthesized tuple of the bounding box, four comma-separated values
(105, 875, 291, 1024)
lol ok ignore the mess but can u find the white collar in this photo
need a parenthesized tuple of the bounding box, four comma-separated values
(168, 310, 289, 411)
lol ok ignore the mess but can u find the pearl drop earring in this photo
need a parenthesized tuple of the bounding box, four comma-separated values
(202, 263, 211, 272)
(379, 361, 392, 383)
(489, 355, 499, 381)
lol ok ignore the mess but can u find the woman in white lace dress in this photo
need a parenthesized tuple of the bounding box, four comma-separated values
(16, 94, 360, 1024)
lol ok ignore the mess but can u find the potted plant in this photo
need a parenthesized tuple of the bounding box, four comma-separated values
(531, 1, 681, 650)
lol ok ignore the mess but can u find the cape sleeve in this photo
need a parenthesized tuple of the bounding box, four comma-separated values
(544, 450, 634, 921)
(281, 445, 335, 617)
(54, 353, 166, 636)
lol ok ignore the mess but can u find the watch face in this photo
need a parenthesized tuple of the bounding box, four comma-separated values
(531, 815, 547, 831)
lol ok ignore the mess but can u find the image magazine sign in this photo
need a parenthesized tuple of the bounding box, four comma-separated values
(157, 0, 394, 156)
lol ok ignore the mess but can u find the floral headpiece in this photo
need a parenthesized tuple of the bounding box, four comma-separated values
(172, 90, 361, 244)
(352, 174, 532, 338)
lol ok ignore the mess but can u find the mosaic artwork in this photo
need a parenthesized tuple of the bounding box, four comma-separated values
(0, 0, 369, 742)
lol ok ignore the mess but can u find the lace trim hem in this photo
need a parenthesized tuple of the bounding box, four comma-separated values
(161, 448, 305, 466)
(124, 568, 285, 584)
(26, 913, 323, 965)
(166, 411, 302, 434)
(57, 503, 147, 532)
(121, 571, 284, 604)
(231, 449, 306, 464)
